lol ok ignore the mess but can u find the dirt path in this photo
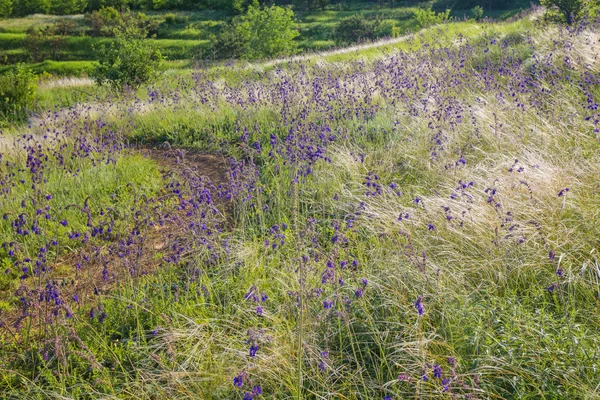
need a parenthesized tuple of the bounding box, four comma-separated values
(0, 145, 232, 335)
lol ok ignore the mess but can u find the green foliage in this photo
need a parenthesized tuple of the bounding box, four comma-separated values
(13, 0, 50, 16)
(85, 7, 159, 37)
(212, 2, 298, 60)
(51, 0, 87, 14)
(413, 7, 451, 28)
(163, 12, 176, 23)
(471, 5, 484, 20)
(0, 0, 13, 18)
(23, 27, 45, 61)
(333, 14, 379, 45)
(92, 27, 163, 90)
(587, 0, 600, 17)
(23, 23, 73, 61)
(433, 0, 514, 10)
(0, 64, 36, 125)
(540, 0, 586, 23)
(293, 0, 328, 12)
(238, 3, 298, 59)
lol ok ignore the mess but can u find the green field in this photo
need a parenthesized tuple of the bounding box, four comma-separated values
(0, 1, 532, 76)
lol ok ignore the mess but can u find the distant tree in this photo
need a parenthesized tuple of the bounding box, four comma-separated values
(587, 0, 600, 17)
(212, 1, 298, 60)
(471, 5, 484, 20)
(24, 23, 71, 61)
(13, 0, 51, 16)
(413, 7, 450, 28)
(0, 0, 13, 17)
(293, 0, 328, 12)
(51, 0, 87, 14)
(92, 26, 163, 90)
(0, 65, 37, 126)
(333, 14, 379, 45)
(23, 27, 45, 61)
(540, 0, 585, 23)
(238, 2, 298, 58)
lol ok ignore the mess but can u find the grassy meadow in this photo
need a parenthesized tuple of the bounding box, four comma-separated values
(0, 1, 533, 76)
(1, 4, 600, 400)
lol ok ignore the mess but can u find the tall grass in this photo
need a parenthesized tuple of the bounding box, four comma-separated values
(1, 13, 600, 400)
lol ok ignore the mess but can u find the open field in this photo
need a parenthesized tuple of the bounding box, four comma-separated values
(1, 7, 600, 400)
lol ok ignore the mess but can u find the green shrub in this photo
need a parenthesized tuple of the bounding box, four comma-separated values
(374, 19, 398, 38)
(333, 14, 379, 45)
(85, 6, 120, 36)
(471, 5, 484, 20)
(13, 0, 50, 16)
(211, 2, 298, 60)
(23, 23, 72, 62)
(0, 64, 37, 126)
(51, 0, 87, 15)
(210, 22, 246, 59)
(0, 0, 13, 18)
(540, 0, 586, 23)
(164, 12, 176, 24)
(585, 0, 600, 18)
(92, 27, 163, 90)
(85, 7, 159, 37)
(413, 7, 451, 28)
(23, 27, 46, 62)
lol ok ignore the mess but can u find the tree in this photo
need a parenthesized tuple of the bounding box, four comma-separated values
(0, 0, 13, 18)
(211, 1, 298, 60)
(51, 0, 87, 14)
(92, 27, 163, 90)
(540, 0, 585, 23)
(413, 7, 451, 28)
(333, 14, 379, 45)
(13, 0, 50, 15)
(0, 65, 37, 126)
(237, 2, 298, 59)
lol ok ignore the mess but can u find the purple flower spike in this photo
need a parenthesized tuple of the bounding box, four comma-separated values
(414, 296, 424, 316)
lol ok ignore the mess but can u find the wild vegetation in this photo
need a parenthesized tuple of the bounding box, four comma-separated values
(0, 5, 599, 398)
(0, 0, 535, 76)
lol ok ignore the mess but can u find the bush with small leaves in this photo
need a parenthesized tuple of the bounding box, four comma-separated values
(540, 0, 586, 23)
(211, 2, 298, 60)
(0, 0, 12, 18)
(0, 65, 37, 126)
(333, 14, 379, 45)
(471, 5, 484, 20)
(92, 27, 163, 91)
(413, 7, 451, 28)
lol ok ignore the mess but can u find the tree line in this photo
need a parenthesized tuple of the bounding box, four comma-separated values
(0, 0, 529, 18)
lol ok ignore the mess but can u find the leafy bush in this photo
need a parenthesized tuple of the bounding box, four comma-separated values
(85, 6, 120, 36)
(210, 22, 246, 59)
(164, 12, 176, 23)
(85, 7, 159, 37)
(13, 0, 50, 16)
(211, 2, 298, 60)
(588, 0, 600, 17)
(53, 18, 81, 35)
(333, 14, 379, 45)
(23, 27, 46, 62)
(540, 0, 586, 23)
(23, 23, 73, 62)
(413, 7, 451, 28)
(471, 5, 484, 20)
(0, 64, 37, 126)
(0, 0, 13, 18)
(51, 0, 87, 15)
(92, 27, 163, 90)
(374, 20, 400, 38)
